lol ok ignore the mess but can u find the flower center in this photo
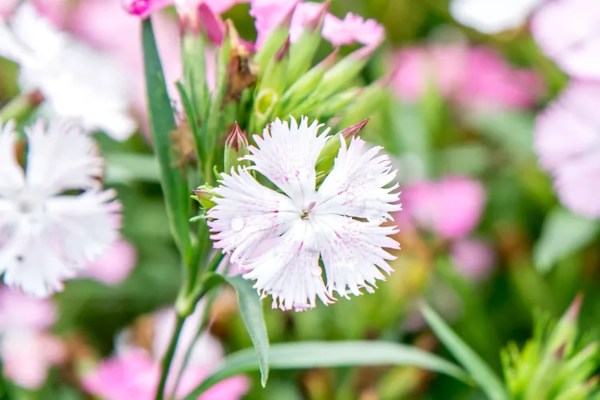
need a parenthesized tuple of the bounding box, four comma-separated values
(300, 201, 316, 220)
(15, 190, 46, 229)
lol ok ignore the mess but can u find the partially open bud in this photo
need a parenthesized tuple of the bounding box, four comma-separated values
(547, 294, 583, 355)
(224, 122, 250, 171)
(315, 118, 370, 178)
(192, 184, 217, 211)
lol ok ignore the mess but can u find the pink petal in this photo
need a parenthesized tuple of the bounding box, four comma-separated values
(403, 176, 486, 239)
(450, 238, 495, 282)
(83, 239, 137, 285)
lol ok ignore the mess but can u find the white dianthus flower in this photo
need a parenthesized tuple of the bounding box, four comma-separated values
(0, 4, 136, 140)
(0, 120, 120, 296)
(207, 117, 401, 311)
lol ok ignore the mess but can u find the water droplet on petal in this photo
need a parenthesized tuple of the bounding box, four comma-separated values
(230, 216, 245, 232)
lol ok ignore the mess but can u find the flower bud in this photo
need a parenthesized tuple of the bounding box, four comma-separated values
(192, 184, 217, 211)
(224, 122, 250, 171)
(315, 118, 369, 178)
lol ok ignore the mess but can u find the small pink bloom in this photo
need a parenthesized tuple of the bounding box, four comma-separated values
(83, 239, 137, 285)
(0, 288, 65, 389)
(84, 306, 250, 400)
(402, 176, 486, 239)
(2, 331, 65, 389)
(251, 0, 384, 50)
(122, 0, 172, 18)
(250, 0, 299, 47)
(450, 238, 495, 282)
(83, 350, 248, 400)
(535, 81, 600, 218)
(322, 12, 384, 48)
(390, 45, 543, 110)
(531, 0, 600, 80)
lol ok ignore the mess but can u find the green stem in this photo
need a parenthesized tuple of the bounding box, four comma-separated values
(0, 90, 43, 122)
(154, 314, 187, 400)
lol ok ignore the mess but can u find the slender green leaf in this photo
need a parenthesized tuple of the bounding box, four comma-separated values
(534, 207, 599, 273)
(196, 273, 270, 387)
(142, 19, 191, 257)
(225, 275, 269, 386)
(183, 340, 469, 399)
(422, 304, 508, 400)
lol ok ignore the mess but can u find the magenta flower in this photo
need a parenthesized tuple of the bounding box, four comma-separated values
(402, 176, 486, 240)
(531, 0, 600, 79)
(535, 82, 600, 218)
(390, 44, 543, 110)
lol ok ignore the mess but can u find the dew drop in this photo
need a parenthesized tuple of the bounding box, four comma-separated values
(230, 216, 245, 232)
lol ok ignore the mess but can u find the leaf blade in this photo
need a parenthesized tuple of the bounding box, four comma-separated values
(141, 19, 191, 257)
(182, 340, 469, 399)
(422, 304, 508, 400)
(534, 207, 599, 273)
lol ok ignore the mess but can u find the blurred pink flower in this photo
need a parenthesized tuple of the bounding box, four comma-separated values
(323, 11, 384, 48)
(83, 350, 248, 400)
(1, 331, 65, 389)
(535, 81, 600, 218)
(531, 0, 600, 80)
(0, 0, 18, 18)
(84, 306, 249, 399)
(0, 289, 56, 330)
(0, 288, 65, 388)
(251, 0, 299, 47)
(83, 239, 137, 285)
(402, 176, 486, 239)
(450, 238, 495, 282)
(390, 45, 543, 110)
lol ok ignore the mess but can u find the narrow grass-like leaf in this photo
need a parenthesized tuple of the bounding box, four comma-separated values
(182, 340, 470, 399)
(422, 304, 508, 400)
(142, 19, 191, 257)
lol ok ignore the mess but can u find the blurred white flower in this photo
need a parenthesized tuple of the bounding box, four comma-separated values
(535, 82, 600, 219)
(0, 4, 136, 140)
(450, 0, 543, 34)
(207, 117, 401, 311)
(531, 0, 600, 80)
(0, 120, 120, 296)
